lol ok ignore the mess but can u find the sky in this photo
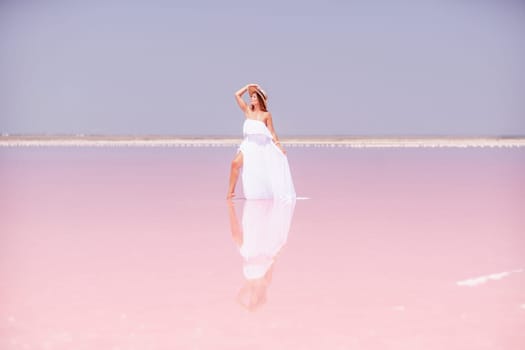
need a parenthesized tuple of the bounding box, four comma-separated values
(1, 0, 524, 136)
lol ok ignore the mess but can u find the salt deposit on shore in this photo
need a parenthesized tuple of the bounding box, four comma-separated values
(0, 136, 524, 148)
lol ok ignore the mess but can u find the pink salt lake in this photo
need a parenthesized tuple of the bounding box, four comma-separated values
(1, 146, 524, 349)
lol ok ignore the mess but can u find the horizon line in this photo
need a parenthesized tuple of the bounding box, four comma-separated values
(1, 135, 524, 148)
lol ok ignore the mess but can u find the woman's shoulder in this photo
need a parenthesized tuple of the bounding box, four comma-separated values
(244, 110, 271, 120)
(262, 111, 272, 121)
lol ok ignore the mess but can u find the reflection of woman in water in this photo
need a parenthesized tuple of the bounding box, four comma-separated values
(227, 83, 296, 200)
(227, 198, 296, 312)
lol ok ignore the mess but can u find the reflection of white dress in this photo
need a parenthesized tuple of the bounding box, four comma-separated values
(237, 118, 296, 200)
(240, 199, 296, 279)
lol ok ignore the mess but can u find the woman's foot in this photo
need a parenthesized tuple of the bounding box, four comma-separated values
(226, 192, 236, 200)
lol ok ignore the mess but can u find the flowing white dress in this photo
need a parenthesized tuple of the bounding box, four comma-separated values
(237, 118, 296, 200)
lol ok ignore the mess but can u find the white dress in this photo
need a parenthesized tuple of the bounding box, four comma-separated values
(237, 118, 296, 200)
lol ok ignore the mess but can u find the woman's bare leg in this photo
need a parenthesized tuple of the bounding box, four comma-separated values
(227, 151, 243, 199)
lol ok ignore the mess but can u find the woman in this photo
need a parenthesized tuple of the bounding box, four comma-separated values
(226, 83, 296, 200)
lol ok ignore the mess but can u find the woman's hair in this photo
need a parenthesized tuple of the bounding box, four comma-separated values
(250, 91, 268, 112)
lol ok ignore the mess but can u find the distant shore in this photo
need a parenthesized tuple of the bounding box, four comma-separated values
(1, 135, 524, 148)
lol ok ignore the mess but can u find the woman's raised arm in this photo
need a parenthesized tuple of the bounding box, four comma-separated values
(235, 83, 258, 113)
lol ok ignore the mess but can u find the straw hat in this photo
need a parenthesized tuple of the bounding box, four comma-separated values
(248, 85, 268, 103)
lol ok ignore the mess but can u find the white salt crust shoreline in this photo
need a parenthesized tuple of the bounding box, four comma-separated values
(0, 137, 524, 148)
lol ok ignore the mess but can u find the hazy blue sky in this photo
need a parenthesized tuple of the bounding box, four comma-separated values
(1, 0, 524, 136)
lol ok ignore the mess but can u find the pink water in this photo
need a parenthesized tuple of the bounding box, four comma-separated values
(1, 147, 524, 349)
